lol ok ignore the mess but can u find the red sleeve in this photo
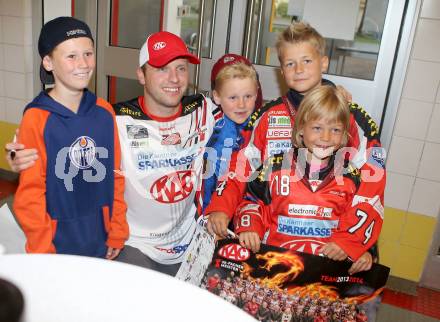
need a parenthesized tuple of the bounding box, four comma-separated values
(330, 163, 385, 260)
(233, 163, 273, 238)
(234, 199, 268, 238)
(329, 103, 385, 260)
(204, 150, 251, 218)
(205, 111, 268, 218)
(97, 98, 128, 249)
(13, 108, 55, 253)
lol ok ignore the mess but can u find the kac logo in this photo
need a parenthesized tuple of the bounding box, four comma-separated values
(218, 243, 250, 261)
(280, 239, 325, 255)
(153, 41, 166, 50)
(150, 170, 194, 203)
(223, 56, 235, 63)
(69, 136, 96, 169)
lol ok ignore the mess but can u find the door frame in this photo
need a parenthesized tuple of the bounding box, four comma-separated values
(420, 215, 440, 290)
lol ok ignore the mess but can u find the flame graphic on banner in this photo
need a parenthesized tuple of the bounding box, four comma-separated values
(346, 287, 385, 304)
(290, 283, 340, 301)
(243, 251, 304, 290)
(288, 284, 385, 304)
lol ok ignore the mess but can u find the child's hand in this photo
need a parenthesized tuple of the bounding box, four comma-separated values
(106, 247, 121, 260)
(348, 252, 373, 275)
(207, 212, 230, 238)
(238, 232, 261, 253)
(5, 129, 38, 172)
(319, 242, 348, 261)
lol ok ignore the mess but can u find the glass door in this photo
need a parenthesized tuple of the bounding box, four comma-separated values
(221, 0, 407, 138)
(94, 0, 408, 147)
(95, 0, 227, 103)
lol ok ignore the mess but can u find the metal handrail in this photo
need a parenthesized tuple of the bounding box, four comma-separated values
(243, 0, 256, 59)
(254, 0, 264, 63)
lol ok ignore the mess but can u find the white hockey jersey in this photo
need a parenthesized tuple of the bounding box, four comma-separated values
(113, 95, 221, 264)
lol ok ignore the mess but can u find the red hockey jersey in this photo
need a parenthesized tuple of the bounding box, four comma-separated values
(234, 149, 384, 261)
(205, 91, 385, 234)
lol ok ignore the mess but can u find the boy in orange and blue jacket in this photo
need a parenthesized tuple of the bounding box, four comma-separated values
(13, 17, 128, 258)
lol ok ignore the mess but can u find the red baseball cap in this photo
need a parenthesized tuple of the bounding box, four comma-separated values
(211, 53, 263, 110)
(139, 31, 200, 68)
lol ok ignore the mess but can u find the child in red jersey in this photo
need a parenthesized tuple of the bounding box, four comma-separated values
(235, 85, 381, 274)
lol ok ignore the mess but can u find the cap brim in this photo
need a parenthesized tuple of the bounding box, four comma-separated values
(148, 53, 200, 68)
(39, 63, 54, 85)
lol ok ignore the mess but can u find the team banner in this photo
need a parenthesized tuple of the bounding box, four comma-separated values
(200, 239, 390, 321)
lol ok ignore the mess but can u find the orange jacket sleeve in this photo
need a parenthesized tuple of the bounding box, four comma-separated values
(97, 98, 128, 249)
(13, 108, 55, 253)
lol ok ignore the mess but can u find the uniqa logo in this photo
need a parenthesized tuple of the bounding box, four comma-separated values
(69, 136, 96, 169)
(150, 170, 194, 203)
(153, 41, 166, 50)
(218, 243, 250, 261)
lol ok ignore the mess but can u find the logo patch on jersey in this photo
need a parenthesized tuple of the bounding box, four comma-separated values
(268, 116, 291, 128)
(308, 180, 321, 192)
(218, 243, 250, 262)
(161, 133, 181, 145)
(352, 194, 384, 219)
(183, 101, 200, 113)
(119, 106, 142, 117)
(130, 141, 148, 149)
(69, 136, 96, 169)
(126, 125, 149, 139)
(155, 244, 189, 254)
(267, 128, 292, 139)
(288, 205, 332, 218)
(368, 147, 386, 168)
(138, 153, 197, 170)
(280, 239, 325, 254)
(277, 216, 338, 237)
(150, 170, 194, 203)
(268, 139, 291, 156)
(328, 190, 346, 197)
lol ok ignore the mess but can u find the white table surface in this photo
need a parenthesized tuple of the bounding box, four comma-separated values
(0, 254, 254, 322)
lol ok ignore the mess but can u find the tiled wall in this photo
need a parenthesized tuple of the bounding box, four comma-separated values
(380, 0, 440, 281)
(0, 0, 35, 169)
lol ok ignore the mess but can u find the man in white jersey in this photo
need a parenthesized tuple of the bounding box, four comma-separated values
(6, 31, 221, 276)
(112, 32, 222, 275)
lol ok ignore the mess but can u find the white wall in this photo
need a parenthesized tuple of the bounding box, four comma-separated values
(385, 0, 440, 218)
(0, 0, 34, 124)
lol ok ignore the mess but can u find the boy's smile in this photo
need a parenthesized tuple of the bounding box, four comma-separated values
(213, 77, 257, 124)
(279, 42, 328, 95)
(43, 37, 95, 93)
(301, 118, 344, 162)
